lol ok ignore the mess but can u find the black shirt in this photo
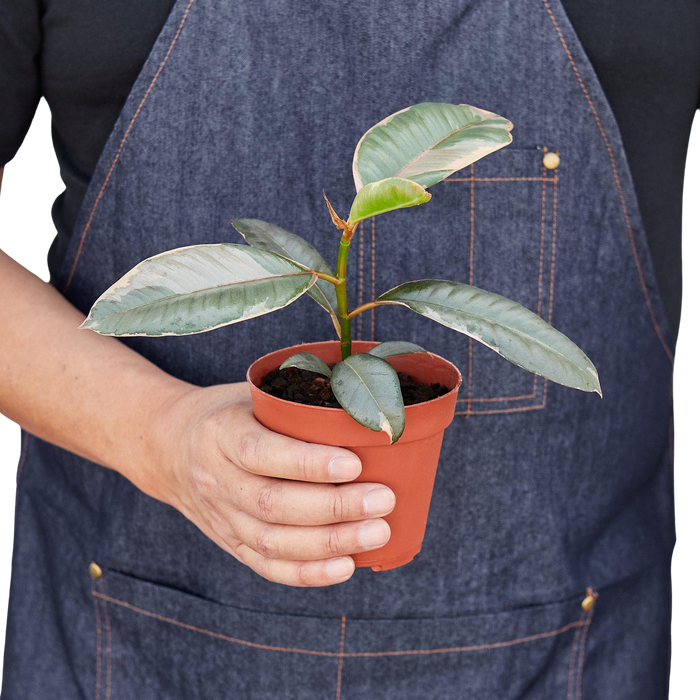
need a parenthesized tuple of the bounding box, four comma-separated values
(1, 0, 699, 333)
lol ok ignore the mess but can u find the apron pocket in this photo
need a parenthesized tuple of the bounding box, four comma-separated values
(356, 146, 559, 417)
(90, 567, 344, 700)
(90, 567, 594, 699)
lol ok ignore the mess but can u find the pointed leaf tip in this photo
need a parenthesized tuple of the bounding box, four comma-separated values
(331, 353, 405, 443)
(377, 279, 601, 394)
(280, 352, 332, 378)
(348, 178, 431, 226)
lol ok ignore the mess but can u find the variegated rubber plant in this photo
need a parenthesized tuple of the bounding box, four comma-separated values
(83, 103, 601, 443)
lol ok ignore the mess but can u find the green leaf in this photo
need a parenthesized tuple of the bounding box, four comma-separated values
(331, 353, 405, 443)
(353, 102, 513, 191)
(347, 178, 431, 226)
(82, 244, 317, 337)
(229, 218, 339, 318)
(377, 280, 601, 395)
(368, 341, 428, 358)
(280, 352, 332, 378)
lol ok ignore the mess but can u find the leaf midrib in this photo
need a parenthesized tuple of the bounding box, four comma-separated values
(340, 361, 393, 430)
(381, 295, 591, 373)
(394, 118, 493, 181)
(91, 271, 315, 323)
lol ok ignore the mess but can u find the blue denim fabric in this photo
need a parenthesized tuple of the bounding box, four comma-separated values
(2, 0, 675, 697)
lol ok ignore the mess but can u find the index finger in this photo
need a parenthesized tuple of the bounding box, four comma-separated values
(218, 410, 363, 483)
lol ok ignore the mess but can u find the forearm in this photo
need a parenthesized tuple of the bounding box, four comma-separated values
(0, 248, 192, 490)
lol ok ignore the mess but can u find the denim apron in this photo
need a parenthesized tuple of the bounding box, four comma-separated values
(2, 1, 676, 698)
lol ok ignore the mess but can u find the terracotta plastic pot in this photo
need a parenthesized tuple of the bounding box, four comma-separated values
(247, 340, 462, 571)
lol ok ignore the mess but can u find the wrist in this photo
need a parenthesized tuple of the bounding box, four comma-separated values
(117, 373, 196, 504)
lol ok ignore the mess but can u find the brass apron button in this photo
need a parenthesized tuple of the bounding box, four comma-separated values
(89, 562, 103, 579)
(543, 151, 560, 170)
(581, 588, 598, 611)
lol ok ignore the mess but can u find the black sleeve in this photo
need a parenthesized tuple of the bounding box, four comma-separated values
(0, 0, 42, 167)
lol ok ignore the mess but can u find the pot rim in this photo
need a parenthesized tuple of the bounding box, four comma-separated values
(246, 339, 462, 414)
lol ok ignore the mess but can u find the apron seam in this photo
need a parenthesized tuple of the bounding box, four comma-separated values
(566, 612, 584, 700)
(370, 217, 376, 340)
(541, 0, 674, 365)
(98, 579, 113, 700)
(357, 220, 365, 340)
(455, 170, 558, 416)
(62, 0, 198, 294)
(336, 616, 346, 700)
(92, 589, 586, 658)
(575, 607, 595, 699)
(91, 579, 102, 700)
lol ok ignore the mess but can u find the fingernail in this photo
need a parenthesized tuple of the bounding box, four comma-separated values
(326, 557, 354, 580)
(328, 456, 362, 480)
(363, 487, 396, 516)
(360, 520, 390, 548)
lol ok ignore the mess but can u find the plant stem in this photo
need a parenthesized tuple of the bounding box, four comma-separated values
(336, 236, 352, 360)
(347, 300, 381, 320)
(315, 271, 341, 286)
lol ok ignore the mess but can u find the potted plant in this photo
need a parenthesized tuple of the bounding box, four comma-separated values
(83, 103, 601, 571)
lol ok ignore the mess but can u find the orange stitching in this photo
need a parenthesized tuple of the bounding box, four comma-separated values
(576, 595, 597, 699)
(567, 613, 584, 700)
(344, 619, 584, 657)
(537, 159, 548, 317)
(62, 0, 197, 293)
(466, 164, 475, 419)
(357, 221, 365, 340)
(370, 217, 376, 340)
(548, 177, 558, 324)
(458, 389, 536, 403)
(336, 616, 346, 700)
(92, 581, 102, 700)
(94, 590, 584, 658)
(98, 580, 112, 700)
(576, 621, 592, 700)
(457, 154, 553, 410)
(541, 0, 673, 364)
(458, 159, 558, 413)
(94, 592, 337, 656)
(447, 177, 557, 183)
(458, 401, 545, 416)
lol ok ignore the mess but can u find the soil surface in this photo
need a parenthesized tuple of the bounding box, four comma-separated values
(259, 366, 449, 408)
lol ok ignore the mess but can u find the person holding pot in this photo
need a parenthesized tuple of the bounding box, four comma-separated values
(0, 0, 697, 697)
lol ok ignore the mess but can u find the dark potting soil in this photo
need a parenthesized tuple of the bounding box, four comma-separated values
(259, 366, 449, 408)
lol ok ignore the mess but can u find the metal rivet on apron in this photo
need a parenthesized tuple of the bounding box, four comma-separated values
(543, 151, 560, 170)
(581, 589, 597, 611)
(89, 562, 103, 579)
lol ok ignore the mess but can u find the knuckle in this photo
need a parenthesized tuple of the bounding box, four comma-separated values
(331, 491, 348, 522)
(325, 527, 344, 556)
(191, 462, 218, 501)
(237, 430, 265, 470)
(255, 483, 278, 521)
(297, 450, 317, 482)
(253, 525, 279, 558)
(297, 562, 319, 587)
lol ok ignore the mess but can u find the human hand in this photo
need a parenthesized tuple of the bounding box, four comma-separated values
(144, 382, 395, 587)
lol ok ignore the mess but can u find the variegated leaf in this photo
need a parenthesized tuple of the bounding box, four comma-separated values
(368, 341, 428, 358)
(377, 280, 601, 395)
(229, 218, 339, 320)
(82, 244, 316, 337)
(331, 353, 405, 443)
(280, 352, 332, 378)
(347, 178, 431, 226)
(353, 102, 513, 191)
